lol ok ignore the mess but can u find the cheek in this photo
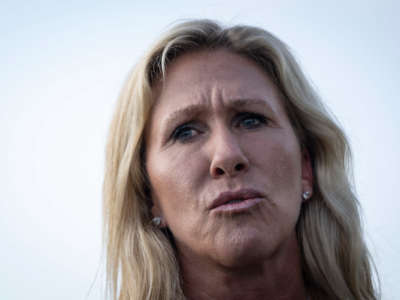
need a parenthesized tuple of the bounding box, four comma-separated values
(249, 132, 303, 200)
(270, 148, 301, 186)
(147, 149, 213, 252)
(273, 148, 303, 224)
(146, 147, 207, 216)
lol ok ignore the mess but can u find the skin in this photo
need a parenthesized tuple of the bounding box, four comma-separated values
(145, 49, 313, 300)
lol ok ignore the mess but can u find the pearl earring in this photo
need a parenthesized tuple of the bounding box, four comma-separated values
(302, 191, 311, 200)
(151, 217, 162, 227)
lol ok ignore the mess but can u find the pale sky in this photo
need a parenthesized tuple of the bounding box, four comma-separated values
(1, 1, 399, 299)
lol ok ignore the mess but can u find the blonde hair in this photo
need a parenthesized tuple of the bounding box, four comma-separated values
(103, 19, 379, 300)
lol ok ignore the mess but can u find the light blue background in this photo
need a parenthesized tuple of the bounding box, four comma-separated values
(1, 1, 399, 299)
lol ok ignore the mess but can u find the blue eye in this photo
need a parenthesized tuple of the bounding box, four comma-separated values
(237, 113, 267, 129)
(171, 124, 199, 142)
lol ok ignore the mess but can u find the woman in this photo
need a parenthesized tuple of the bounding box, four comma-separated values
(103, 19, 379, 300)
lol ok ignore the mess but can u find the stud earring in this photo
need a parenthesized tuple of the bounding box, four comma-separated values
(151, 217, 162, 227)
(302, 191, 311, 200)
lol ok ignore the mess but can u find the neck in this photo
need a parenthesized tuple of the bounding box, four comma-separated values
(180, 234, 307, 300)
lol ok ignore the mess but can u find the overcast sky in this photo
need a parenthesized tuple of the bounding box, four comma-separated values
(1, 1, 399, 299)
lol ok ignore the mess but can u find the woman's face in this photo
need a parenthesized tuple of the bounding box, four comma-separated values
(145, 49, 313, 268)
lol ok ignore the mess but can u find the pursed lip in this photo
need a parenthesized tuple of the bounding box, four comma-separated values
(209, 188, 264, 210)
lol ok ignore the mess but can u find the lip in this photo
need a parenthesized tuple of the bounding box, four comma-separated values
(209, 188, 264, 213)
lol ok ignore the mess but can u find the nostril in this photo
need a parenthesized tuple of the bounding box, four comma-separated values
(235, 163, 244, 171)
(211, 160, 248, 177)
(216, 168, 225, 175)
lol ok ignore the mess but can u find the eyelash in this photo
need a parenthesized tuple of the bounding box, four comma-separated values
(235, 112, 268, 129)
(171, 112, 268, 143)
(171, 124, 201, 143)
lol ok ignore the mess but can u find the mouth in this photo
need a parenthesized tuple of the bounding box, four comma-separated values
(209, 188, 264, 213)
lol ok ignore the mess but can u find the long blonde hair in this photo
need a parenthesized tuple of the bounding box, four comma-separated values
(103, 19, 379, 300)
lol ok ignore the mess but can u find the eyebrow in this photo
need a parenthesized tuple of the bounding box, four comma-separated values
(163, 98, 273, 131)
(229, 98, 269, 108)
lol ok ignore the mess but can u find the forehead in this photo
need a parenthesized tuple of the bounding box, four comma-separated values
(148, 49, 289, 128)
(157, 50, 281, 102)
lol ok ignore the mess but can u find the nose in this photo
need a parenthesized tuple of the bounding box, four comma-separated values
(209, 129, 249, 178)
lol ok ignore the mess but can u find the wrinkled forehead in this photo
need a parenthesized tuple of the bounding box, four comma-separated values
(151, 49, 287, 115)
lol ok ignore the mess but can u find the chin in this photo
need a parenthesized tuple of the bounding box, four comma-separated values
(212, 230, 275, 268)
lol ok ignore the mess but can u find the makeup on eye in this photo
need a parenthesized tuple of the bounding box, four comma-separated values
(169, 111, 268, 143)
(234, 112, 268, 129)
(171, 122, 203, 143)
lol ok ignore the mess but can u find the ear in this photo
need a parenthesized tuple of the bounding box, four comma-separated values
(301, 149, 313, 201)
